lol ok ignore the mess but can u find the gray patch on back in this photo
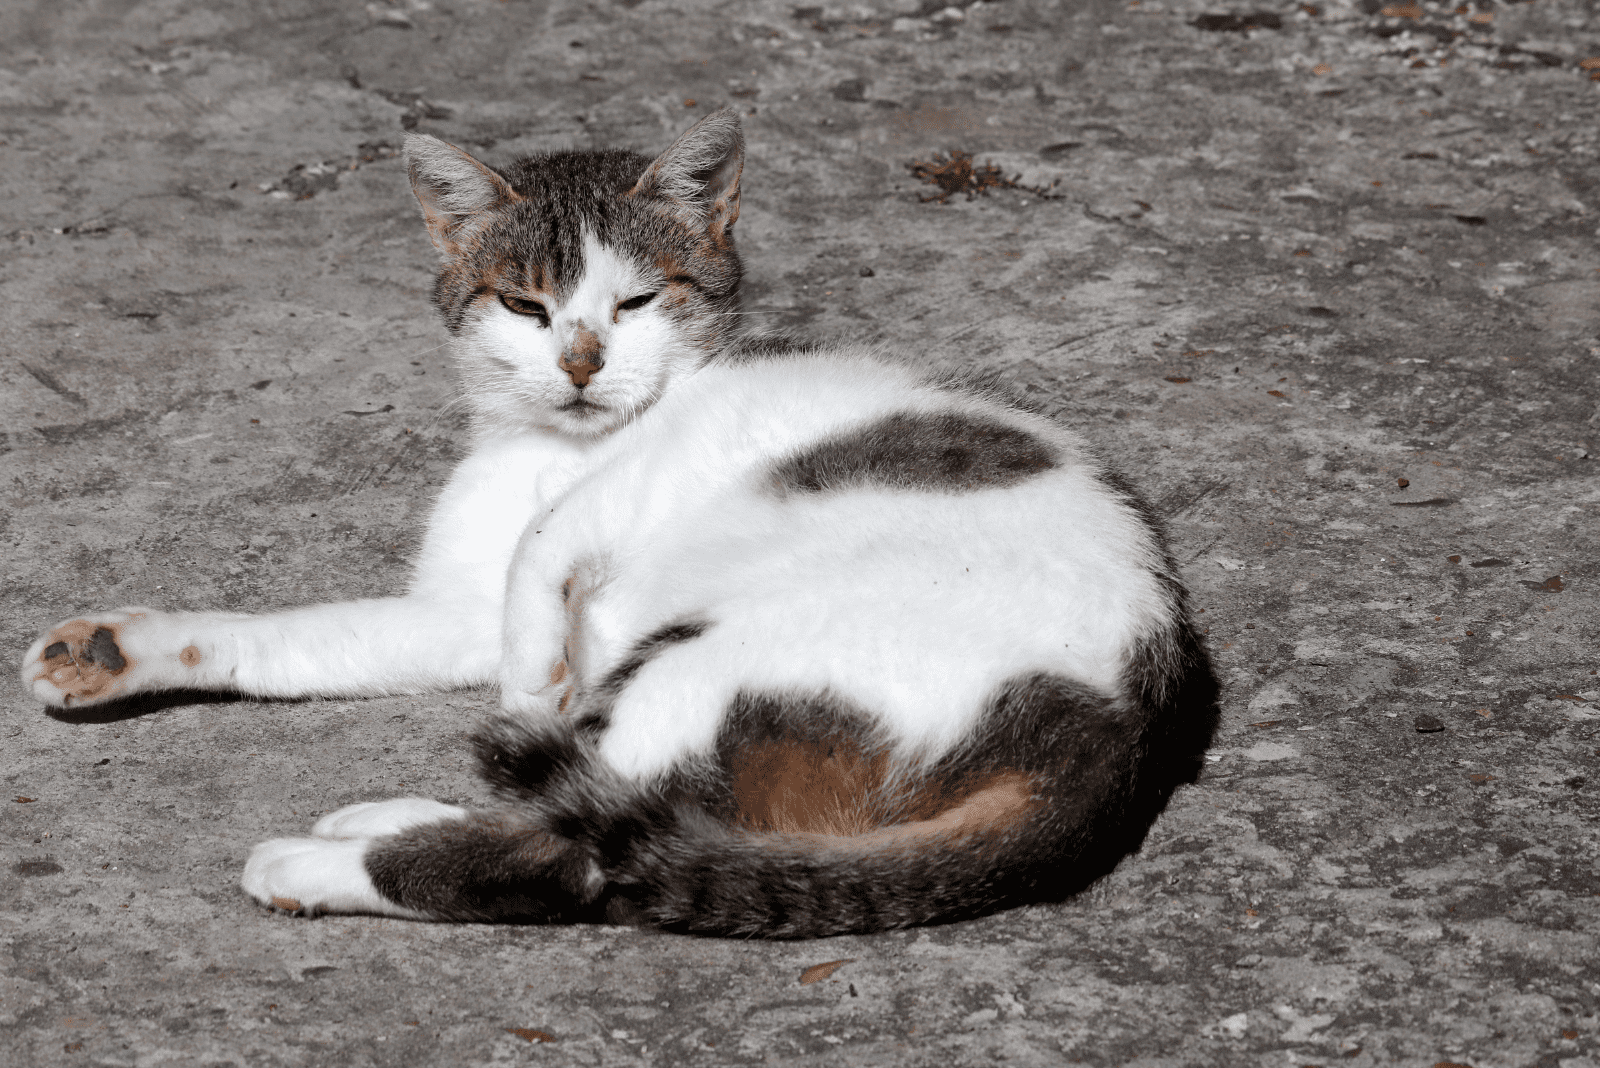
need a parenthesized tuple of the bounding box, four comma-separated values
(770, 411, 1058, 495)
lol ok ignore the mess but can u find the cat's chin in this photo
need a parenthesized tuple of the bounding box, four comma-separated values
(547, 401, 627, 438)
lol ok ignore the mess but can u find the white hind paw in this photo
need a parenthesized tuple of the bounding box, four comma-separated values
(312, 798, 467, 840)
(242, 837, 428, 920)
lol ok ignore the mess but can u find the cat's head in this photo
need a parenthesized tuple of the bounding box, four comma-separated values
(404, 109, 745, 438)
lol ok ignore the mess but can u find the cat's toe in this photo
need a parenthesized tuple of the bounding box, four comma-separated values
(242, 837, 428, 920)
(311, 798, 467, 840)
(22, 612, 146, 708)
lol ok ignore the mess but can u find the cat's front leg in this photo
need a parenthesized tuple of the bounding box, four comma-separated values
(21, 594, 503, 708)
(497, 532, 591, 717)
(497, 586, 574, 717)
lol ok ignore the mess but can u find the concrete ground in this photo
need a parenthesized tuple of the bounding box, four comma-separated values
(2, 0, 1598, 1064)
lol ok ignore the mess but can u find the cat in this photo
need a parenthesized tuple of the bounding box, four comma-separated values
(21, 109, 1220, 938)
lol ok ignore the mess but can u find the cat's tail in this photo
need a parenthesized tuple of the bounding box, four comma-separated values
(472, 625, 1216, 938)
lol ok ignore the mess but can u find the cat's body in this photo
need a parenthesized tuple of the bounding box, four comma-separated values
(22, 110, 1218, 937)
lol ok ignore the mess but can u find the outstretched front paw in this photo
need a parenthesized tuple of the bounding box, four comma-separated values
(22, 611, 151, 708)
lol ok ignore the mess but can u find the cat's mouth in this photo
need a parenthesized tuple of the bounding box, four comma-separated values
(558, 397, 605, 414)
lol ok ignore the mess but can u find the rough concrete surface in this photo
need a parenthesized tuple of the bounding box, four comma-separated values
(2, 0, 1598, 1064)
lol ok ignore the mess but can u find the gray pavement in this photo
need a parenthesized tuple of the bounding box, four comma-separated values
(2, 1, 1598, 1065)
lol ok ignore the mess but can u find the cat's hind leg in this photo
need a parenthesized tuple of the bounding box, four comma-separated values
(311, 798, 468, 839)
(243, 804, 600, 922)
(242, 837, 430, 919)
(245, 798, 469, 918)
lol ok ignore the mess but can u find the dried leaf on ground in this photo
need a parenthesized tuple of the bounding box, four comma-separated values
(906, 151, 1043, 203)
(800, 959, 856, 985)
(506, 1028, 555, 1043)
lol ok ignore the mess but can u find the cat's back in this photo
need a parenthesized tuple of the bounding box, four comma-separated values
(603, 345, 1104, 492)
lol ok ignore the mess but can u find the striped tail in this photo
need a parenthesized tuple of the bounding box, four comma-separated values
(368, 622, 1218, 937)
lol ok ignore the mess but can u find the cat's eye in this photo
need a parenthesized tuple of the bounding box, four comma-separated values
(500, 294, 549, 322)
(617, 292, 658, 312)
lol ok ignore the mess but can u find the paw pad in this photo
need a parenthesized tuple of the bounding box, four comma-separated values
(35, 621, 133, 704)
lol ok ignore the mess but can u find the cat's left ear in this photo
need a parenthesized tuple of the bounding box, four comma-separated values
(405, 135, 519, 254)
(629, 107, 743, 241)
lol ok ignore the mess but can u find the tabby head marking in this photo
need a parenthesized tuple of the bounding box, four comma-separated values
(405, 109, 745, 437)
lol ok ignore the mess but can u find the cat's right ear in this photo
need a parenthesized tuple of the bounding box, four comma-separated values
(404, 135, 518, 254)
(629, 107, 744, 242)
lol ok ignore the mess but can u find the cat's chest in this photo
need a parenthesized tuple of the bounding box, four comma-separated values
(418, 432, 596, 573)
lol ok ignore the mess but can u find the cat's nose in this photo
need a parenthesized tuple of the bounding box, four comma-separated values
(560, 325, 605, 387)
(559, 352, 603, 387)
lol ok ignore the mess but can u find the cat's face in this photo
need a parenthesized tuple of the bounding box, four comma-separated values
(405, 112, 745, 438)
(455, 232, 685, 437)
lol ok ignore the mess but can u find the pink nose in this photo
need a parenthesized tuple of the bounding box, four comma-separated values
(559, 353, 602, 387)
(561, 325, 604, 386)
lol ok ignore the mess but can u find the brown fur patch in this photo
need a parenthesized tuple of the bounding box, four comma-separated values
(708, 189, 740, 247)
(730, 738, 1038, 847)
(35, 620, 134, 705)
(180, 645, 202, 666)
(731, 737, 890, 837)
(845, 773, 1038, 850)
(653, 252, 687, 278)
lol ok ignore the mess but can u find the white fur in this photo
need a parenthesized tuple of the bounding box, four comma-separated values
(495, 352, 1169, 777)
(242, 838, 427, 919)
(20, 432, 587, 705)
(242, 800, 464, 918)
(312, 798, 468, 839)
(456, 234, 704, 439)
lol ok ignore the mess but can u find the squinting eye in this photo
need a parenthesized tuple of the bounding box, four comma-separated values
(617, 292, 658, 312)
(500, 294, 549, 321)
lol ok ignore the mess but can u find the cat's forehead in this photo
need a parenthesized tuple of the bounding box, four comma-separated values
(432, 147, 740, 310)
(464, 201, 721, 301)
(469, 204, 651, 298)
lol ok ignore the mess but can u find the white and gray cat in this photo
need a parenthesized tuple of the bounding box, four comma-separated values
(21, 109, 1218, 937)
